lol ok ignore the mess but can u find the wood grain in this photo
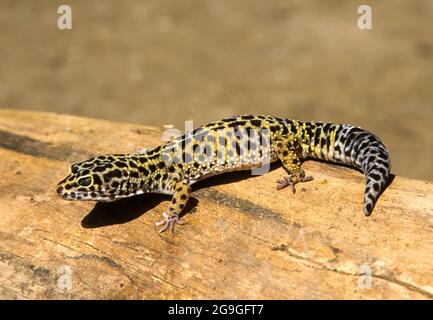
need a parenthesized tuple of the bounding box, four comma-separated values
(0, 110, 432, 299)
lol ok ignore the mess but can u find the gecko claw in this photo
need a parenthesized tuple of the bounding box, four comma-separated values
(156, 212, 185, 233)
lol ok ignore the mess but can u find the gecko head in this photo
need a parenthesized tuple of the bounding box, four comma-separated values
(56, 155, 126, 201)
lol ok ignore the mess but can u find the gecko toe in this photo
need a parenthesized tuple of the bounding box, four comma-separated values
(156, 212, 185, 233)
(276, 173, 314, 193)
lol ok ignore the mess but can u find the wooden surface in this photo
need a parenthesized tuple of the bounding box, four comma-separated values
(1, 110, 433, 299)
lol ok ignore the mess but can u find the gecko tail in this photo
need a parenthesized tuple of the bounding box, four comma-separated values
(309, 123, 392, 215)
(354, 130, 391, 216)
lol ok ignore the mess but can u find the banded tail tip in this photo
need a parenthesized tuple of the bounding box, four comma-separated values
(363, 200, 374, 216)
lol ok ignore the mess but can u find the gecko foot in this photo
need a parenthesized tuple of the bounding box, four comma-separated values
(155, 212, 186, 233)
(276, 170, 314, 194)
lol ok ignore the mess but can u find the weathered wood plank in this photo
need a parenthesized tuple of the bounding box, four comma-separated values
(0, 110, 432, 299)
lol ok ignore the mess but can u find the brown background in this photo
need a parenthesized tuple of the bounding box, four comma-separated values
(0, 0, 432, 180)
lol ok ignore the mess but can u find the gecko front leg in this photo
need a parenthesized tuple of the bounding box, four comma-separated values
(274, 136, 314, 193)
(156, 181, 191, 233)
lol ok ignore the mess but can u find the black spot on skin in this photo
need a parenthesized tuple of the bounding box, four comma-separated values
(192, 127, 204, 136)
(130, 171, 139, 179)
(234, 142, 242, 156)
(369, 173, 381, 181)
(241, 115, 255, 120)
(180, 194, 187, 200)
(270, 125, 279, 133)
(148, 164, 156, 172)
(304, 125, 313, 139)
(289, 121, 297, 133)
(138, 167, 149, 175)
(172, 197, 177, 204)
(320, 137, 327, 149)
(115, 161, 128, 168)
(282, 150, 288, 157)
(92, 166, 106, 172)
(373, 183, 380, 192)
(70, 192, 76, 198)
(250, 119, 262, 127)
(367, 155, 376, 164)
(377, 149, 388, 160)
(168, 166, 175, 173)
(129, 161, 138, 168)
(90, 192, 97, 198)
(154, 173, 161, 180)
(365, 203, 372, 213)
(314, 127, 322, 145)
(92, 174, 102, 185)
(105, 169, 122, 180)
(111, 181, 119, 188)
(375, 166, 388, 177)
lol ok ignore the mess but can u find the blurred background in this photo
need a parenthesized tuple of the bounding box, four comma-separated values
(0, 0, 432, 180)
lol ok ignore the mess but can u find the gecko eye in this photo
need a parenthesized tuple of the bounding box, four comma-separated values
(77, 176, 92, 187)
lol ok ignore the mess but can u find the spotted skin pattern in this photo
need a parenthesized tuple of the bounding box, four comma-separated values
(57, 115, 391, 232)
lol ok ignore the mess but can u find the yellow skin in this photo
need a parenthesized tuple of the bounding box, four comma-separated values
(57, 115, 391, 233)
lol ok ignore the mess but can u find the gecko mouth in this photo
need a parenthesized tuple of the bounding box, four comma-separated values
(56, 185, 119, 202)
